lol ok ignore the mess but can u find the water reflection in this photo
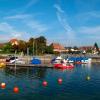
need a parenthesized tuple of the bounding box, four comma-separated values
(4, 67, 47, 79)
(0, 63, 100, 100)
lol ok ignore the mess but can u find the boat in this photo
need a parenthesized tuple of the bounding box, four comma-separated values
(54, 63, 74, 69)
(6, 56, 25, 64)
(51, 56, 62, 64)
(30, 58, 41, 64)
(67, 57, 92, 64)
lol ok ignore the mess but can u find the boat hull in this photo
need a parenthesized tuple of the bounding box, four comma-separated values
(54, 64, 74, 69)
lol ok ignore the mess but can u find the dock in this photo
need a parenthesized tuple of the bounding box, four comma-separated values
(6, 63, 54, 68)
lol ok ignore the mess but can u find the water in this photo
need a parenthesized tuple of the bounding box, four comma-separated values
(0, 63, 100, 100)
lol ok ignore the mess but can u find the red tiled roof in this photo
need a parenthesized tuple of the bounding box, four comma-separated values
(10, 38, 18, 42)
(51, 43, 65, 50)
(79, 46, 93, 50)
(9, 39, 19, 44)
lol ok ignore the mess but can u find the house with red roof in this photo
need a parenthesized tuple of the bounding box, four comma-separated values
(50, 43, 65, 53)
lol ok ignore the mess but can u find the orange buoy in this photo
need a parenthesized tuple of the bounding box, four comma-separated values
(42, 81, 48, 86)
(13, 87, 19, 93)
(1, 83, 6, 89)
(58, 78, 63, 84)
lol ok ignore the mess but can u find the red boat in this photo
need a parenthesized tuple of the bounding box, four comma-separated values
(54, 63, 74, 69)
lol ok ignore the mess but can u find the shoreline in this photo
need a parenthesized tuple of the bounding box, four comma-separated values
(0, 54, 100, 64)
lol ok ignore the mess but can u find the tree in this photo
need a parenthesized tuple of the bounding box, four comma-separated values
(86, 49, 92, 53)
(27, 36, 47, 55)
(35, 36, 47, 55)
(45, 46, 53, 54)
(18, 40, 27, 53)
(94, 42, 99, 51)
(73, 46, 78, 50)
(27, 37, 35, 55)
(94, 42, 100, 54)
(2, 42, 12, 53)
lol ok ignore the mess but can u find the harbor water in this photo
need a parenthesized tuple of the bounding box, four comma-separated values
(0, 63, 100, 100)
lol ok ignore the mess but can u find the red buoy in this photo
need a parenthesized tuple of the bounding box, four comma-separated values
(13, 87, 19, 93)
(0, 83, 6, 89)
(42, 81, 48, 86)
(58, 78, 63, 84)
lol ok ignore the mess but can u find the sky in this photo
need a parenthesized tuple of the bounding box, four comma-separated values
(0, 0, 100, 46)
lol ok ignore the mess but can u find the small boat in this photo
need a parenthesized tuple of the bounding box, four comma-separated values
(51, 56, 62, 64)
(54, 63, 74, 69)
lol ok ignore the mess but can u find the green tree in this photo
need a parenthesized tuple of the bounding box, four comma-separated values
(94, 42, 99, 52)
(27, 37, 35, 55)
(45, 46, 53, 54)
(86, 49, 92, 53)
(18, 40, 27, 53)
(35, 36, 46, 55)
(2, 42, 12, 53)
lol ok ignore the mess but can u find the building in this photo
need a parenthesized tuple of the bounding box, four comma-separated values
(79, 46, 93, 51)
(79, 46, 93, 54)
(50, 43, 65, 53)
(10, 39, 19, 45)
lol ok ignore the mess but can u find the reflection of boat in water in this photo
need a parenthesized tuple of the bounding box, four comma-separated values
(81, 58, 92, 64)
(54, 63, 74, 69)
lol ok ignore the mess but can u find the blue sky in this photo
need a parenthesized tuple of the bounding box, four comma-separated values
(0, 0, 100, 46)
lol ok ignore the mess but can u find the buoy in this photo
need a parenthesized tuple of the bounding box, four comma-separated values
(13, 87, 19, 93)
(0, 83, 6, 89)
(58, 78, 63, 84)
(42, 81, 48, 86)
(86, 76, 90, 80)
(0, 62, 6, 68)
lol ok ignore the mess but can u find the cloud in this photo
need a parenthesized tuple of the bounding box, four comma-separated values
(4, 14, 32, 20)
(0, 22, 24, 38)
(18, 0, 39, 14)
(7, 0, 39, 15)
(24, 0, 39, 10)
(54, 4, 64, 13)
(54, 4, 76, 43)
(1, 13, 49, 37)
(76, 11, 100, 22)
(77, 26, 100, 35)
(25, 20, 48, 34)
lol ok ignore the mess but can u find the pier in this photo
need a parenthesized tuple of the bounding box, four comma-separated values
(6, 63, 53, 68)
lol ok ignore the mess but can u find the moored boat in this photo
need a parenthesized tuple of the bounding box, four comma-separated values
(54, 63, 74, 69)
